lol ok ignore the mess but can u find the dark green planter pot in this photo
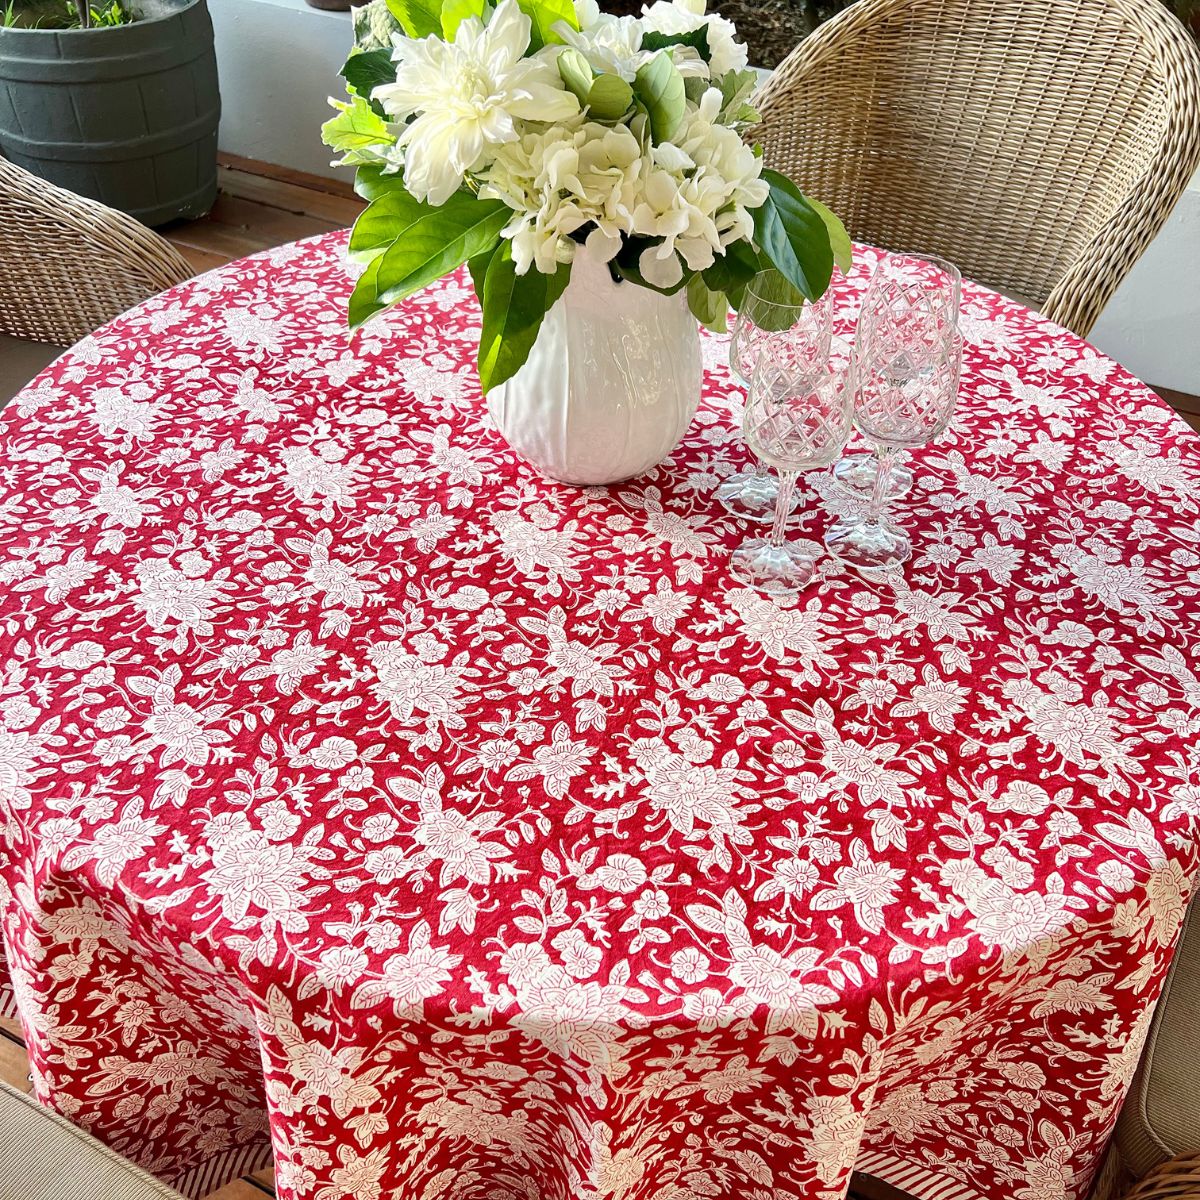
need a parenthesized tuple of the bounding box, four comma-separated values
(0, 0, 221, 226)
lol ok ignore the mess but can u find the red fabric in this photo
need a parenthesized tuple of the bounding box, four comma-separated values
(1, 232, 1198, 1200)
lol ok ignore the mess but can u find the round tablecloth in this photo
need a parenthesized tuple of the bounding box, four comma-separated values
(1, 231, 1199, 1200)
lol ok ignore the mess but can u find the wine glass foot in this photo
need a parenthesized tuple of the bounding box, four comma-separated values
(824, 516, 912, 572)
(730, 538, 817, 596)
(718, 470, 792, 523)
(831, 453, 913, 501)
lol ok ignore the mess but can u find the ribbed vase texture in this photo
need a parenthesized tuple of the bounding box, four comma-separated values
(487, 247, 702, 486)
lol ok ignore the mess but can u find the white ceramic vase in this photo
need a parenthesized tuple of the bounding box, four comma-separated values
(487, 245, 702, 486)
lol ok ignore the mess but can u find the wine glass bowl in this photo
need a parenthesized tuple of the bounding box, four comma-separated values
(825, 322, 963, 573)
(832, 251, 962, 503)
(720, 272, 834, 522)
(730, 339, 854, 596)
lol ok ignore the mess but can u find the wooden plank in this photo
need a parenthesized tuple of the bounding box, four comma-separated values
(167, 219, 275, 263)
(1154, 385, 1200, 416)
(167, 242, 234, 274)
(205, 1179, 274, 1200)
(217, 151, 359, 200)
(207, 192, 343, 242)
(0, 1033, 31, 1093)
(851, 1174, 915, 1200)
(252, 1165, 276, 1191)
(216, 166, 365, 227)
(0, 1013, 24, 1042)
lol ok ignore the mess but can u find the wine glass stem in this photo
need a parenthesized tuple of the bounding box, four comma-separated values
(868, 447, 898, 524)
(769, 470, 798, 548)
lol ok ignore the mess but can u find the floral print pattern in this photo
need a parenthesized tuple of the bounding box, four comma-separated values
(1, 232, 1198, 1200)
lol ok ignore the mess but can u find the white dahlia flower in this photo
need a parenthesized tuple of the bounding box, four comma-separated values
(373, 0, 579, 205)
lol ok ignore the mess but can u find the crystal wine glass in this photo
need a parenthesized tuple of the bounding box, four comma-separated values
(730, 338, 854, 595)
(833, 251, 961, 502)
(720, 271, 833, 522)
(825, 324, 964, 572)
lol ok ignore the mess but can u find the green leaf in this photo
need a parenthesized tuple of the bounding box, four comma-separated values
(587, 73, 633, 121)
(751, 167, 834, 301)
(478, 242, 572, 393)
(385, 0, 442, 37)
(633, 50, 685, 144)
(440, 0, 484, 39)
(557, 47, 593, 103)
(719, 68, 760, 126)
(686, 275, 728, 334)
(641, 26, 710, 60)
(347, 189, 509, 326)
(468, 243, 498, 305)
(701, 239, 760, 310)
(354, 164, 403, 202)
(516, 0, 576, 51)
(321, 96, 393, 165)
(349, 253, 388, 328)
(742, 267, 808, 331)
(340, 48, 397, 103)
(805, 195, 853, 276)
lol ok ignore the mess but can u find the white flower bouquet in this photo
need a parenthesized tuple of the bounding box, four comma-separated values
(323, 0, 850, 393)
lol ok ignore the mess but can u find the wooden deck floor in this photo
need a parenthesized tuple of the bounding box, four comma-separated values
(163, 153, 366, 275)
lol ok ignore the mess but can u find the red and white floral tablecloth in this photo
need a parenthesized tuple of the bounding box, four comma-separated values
(2, 231, 1199, 1200)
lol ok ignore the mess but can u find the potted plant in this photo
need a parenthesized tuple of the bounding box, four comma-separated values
(322, 0, 849, 486)
(0, 0, 221, 225)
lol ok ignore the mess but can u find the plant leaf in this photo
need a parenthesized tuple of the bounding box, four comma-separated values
(751, 167, 834, 301)
(478, 242, 572, 393)
(720, 68, 760, 125)
(321, 96, 393, 165)
(742, 267, 808, 331)
(805, 195, 853, 275)
(587, 73, 633, 121)
(347, 189, 509, 326)
(701, 239, 760, 310)
(557, 47, 593, 103)
(385, 0, 442, 37)
(348, 253, 389, 328)
(354, 164, 402, 202)
(517, 0, 576, 51)
(468, 244, 499, 305)
(340, 49, 397, 108)
(686, 275, 728, 333)
(440, 0, 484, 39)
(633, 50, 685, 144)
(641, 26, 710, 60)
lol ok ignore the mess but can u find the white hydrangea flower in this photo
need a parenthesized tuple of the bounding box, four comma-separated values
(631, 87, 767, 283)
(641, 0, 749, 78)
(558, 6, 709, 80)
(481, 121, 644, 274)
(559, 11, 648, 81)
(373, 0, 579, 205)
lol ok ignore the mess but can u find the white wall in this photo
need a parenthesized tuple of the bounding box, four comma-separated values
(1089, 169, 1200, 396)
(209, 0, 353, 181)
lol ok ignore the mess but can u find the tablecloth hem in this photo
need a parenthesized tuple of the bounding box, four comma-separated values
(855, 1151, 987, 1200)
(170, 1139, 274, 1200)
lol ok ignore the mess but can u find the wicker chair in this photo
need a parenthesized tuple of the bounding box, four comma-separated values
(0, 154, 194, 347)
(0, 1080, 184, 1199)
(754, 0, 1200, 337)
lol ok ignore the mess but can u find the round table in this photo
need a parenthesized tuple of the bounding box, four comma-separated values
(1, 232, 1198, 1200)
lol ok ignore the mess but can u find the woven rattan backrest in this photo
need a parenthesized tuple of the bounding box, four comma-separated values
(755, 0, 1200, 336)
(0, 156, 194, 346)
